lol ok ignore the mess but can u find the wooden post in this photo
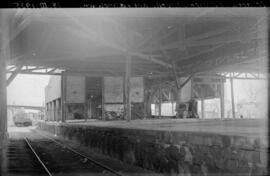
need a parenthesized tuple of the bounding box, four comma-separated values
(52, 101, 56, 121)
(45, 103, 48, 121)
(0, 38, 7, 149)
(220, 78, 225, 119)
(158, 86, 162, 118)
(124, 55, 131, 122)
(176, 82, 182, 118)
(49, 102, 53, 121)
(84, 77, 87, 122)
(88, 99, 92, 119)
(230, 74, 236, 119)
(54, 101, 57, 121)
(143, 78, 148, 119)
(0, 12, 10, 149)
(170, 91, 174, 116)
(101, 77, 105, 120)
(56, 99, 60, 121)
(201, 99, 205, 119)
(47, 103, 50, 121)
(61, 72, 67, 122)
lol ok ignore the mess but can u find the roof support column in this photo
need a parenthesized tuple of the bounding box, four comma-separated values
(171, 91, 174, 116)
(61, 72, 67, 122)
(175, 88, 181, 118)
(143, 78, 151, 119)
(124, 55, 131, 122)
(230, 74, 236, 119)
(220, 79, 225, 119)
(0, 12, 10, 149)
(201, 99, 205, 119)
(84, 78, 88, 122)
(158, 86, 162, 118)
(0, 41, 8, 149)
(102, 77, 105, 120)
(52, 101, 56, 121)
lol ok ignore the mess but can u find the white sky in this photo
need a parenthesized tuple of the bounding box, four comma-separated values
(224, 79, 268, 104)
(7, 74, 50, 106)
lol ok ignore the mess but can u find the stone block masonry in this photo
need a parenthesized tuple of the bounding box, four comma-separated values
(38, 122, 268, 175)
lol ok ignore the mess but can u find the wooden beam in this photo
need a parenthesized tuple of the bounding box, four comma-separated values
(171, 63, 180, 89)
(175, 44, 224, 64)
(6, 65, 23, 86)
(137, 24, 238, 52)
(162, 89, 170, 101)
(135, 26, 164, 49)
(7, 71, 61, 76)
(230, 74, 236, 119)
(188, 33, 260, 46)
(48, 68, 57, 73)
(133, 53, 172, 68)
(179, 75, 193, 89)
(187, 25, 238, 42)
(137, 26, 178, 50)
(124, 55, 131, 122)
(101, 77, 105, 120)
(7, 65, 16, 71)
(177, 42, 265, 76)
(147, 31, 261, 55)
(102, 17, 144, 39)
(65, 19, 171, 68)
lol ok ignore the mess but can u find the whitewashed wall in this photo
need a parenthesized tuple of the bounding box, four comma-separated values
(104, 76, 144, 103)
(104, 77, 123, 103)
(130, 77, 144, 102)
(45, 76, 61, 103)
(66, 75, 85, 103)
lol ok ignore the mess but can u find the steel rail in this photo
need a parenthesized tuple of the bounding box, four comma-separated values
(24, 137, 53, 176)
(33, 130, 125, 176)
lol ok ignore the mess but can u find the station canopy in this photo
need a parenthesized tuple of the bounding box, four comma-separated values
(4, 8, 269, 77)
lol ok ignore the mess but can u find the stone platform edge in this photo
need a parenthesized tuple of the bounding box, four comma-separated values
(37, 122, 268, 175)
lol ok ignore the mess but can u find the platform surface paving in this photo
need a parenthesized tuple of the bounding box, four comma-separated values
(61, 118, 268, 139)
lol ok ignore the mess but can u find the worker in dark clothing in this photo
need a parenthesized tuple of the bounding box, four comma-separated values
(165, 144, 182, 175)
(188, 99, 199, 118)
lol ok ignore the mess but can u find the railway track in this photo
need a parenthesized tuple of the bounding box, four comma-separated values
(5, 139, 48, 176)
(4, 131, 125, 176)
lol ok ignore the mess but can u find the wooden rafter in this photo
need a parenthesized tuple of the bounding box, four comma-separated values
(6, 65, 23, 86)
(64, 16, 172, 69)
(135, 26, 165, 49)
(7, 65, 63, 76)
(138, 18, 262, 55)
(2, 10, 32, 51)
(174, 44, 224, 63)
(137, 26, 178, 50)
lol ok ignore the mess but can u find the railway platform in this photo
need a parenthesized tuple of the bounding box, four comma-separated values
(38, 118, 269, 176)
